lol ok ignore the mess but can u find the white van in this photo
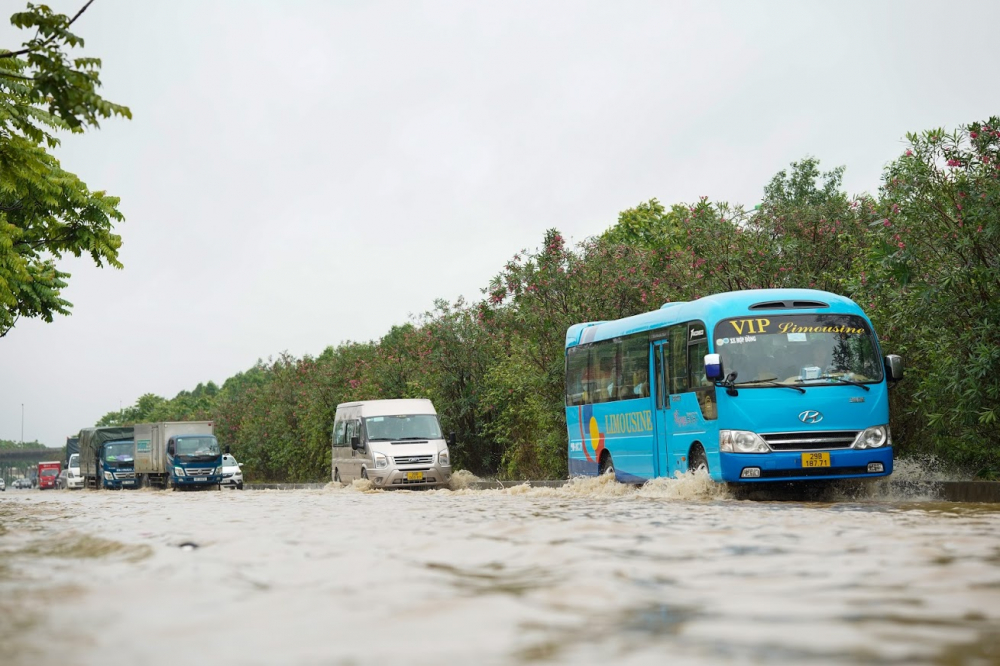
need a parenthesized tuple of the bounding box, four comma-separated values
(332, 399, 454, 488)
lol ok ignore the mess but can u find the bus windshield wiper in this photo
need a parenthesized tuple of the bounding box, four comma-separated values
(796, 375, 871, 391)
(733, 376, 806, 394)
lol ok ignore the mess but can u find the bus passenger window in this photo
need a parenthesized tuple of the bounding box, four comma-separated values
(565, 347, 589, 406)
(622, 335, 649, 399)
(670, 325, 689, 393)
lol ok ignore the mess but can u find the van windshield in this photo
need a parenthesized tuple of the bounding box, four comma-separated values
(365, 415, 443, 441)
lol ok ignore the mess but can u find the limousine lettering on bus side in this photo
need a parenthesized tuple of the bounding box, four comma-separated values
(603, 410, 653, 435)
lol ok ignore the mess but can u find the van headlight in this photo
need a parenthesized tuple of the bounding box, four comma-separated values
(438, 449, 450, 466)
(174, 467, 185, 477)
(719, 430, 771, 453)
(852, 425, 890, 449)
(374, 452, 389, 469)
(103, 471, 113, 480)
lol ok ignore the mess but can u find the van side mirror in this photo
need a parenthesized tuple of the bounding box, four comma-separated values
(447, 432, 456, 447)
(350, 436, 361, 451)
(885, 354, 904, 382)
(704, 353, 722, 381)
(225, 446, 231, 454)
(167, 440, 175, 456)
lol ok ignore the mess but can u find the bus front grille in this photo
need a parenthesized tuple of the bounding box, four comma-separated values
(762, 431, 858, 451)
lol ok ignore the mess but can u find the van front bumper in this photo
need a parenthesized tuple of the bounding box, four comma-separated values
(371, 465, 452, 489)
(718, 447, 893, 482)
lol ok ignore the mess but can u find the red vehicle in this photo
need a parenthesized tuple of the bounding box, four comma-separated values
(37, 461, 62, 490)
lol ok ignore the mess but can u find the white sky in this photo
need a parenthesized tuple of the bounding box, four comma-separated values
(2, 0, 998, 447)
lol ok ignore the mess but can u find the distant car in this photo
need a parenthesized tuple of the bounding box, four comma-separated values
(220, 454, 244, 490)
(13, 478, 31, 489)
(56, 469, 69, 489)
(0, 477, 5, 491)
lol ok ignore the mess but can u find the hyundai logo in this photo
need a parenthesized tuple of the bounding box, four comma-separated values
(798, 410, 824, 424)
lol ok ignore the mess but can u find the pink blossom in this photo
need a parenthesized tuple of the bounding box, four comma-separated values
(947, 159, 962, 167)
(970, 131, 979, 139)
(905, 150, 913, 156)
(897, 242, 904, 249)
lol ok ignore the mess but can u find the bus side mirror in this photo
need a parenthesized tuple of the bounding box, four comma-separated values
(447, 432, 457, 447)
(885, 354, 904, 381)
(704, 353, 723, 381)
(350, 436, 361, 451)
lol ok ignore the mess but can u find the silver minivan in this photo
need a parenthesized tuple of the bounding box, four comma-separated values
(332, 399, 454, 488)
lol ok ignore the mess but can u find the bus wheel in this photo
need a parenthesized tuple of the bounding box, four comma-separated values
(599, 453, 615, 480)
(689, 446, 708, 475)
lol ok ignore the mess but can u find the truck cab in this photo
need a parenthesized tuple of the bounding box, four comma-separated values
(37, 461, 62, 490)
(99, 439, 138, 489)
(167, 434, 223, 489)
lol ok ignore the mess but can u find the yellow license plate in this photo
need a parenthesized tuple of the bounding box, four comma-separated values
(802, 452, 831, 468)
(406, 471, 424, 481)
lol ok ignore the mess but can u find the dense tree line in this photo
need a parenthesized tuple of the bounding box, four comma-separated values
(95, 118, 1000, 482)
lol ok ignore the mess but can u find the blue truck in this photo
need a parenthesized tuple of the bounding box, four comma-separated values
(78, 426, 137, 489)
(134, 421, 222, 490)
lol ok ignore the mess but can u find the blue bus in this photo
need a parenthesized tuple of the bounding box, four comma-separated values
(565, 288, 903, 483)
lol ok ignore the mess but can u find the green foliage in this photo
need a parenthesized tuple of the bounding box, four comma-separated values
(0, 2, 130, 337)
(856, 119, 1000, 477)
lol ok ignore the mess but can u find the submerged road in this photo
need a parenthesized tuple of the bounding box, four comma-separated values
(2, 474, 999, 665)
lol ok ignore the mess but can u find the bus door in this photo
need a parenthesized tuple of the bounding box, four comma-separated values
(651, 339, 671, 477)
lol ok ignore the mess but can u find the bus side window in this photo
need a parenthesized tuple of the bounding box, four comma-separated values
(621, 335, 649, 399)
(688, 337, 718, 420)
(669, 324, 689, 393)
(592, 341, 618, 403)
(654, 345, 664, 409)
(565, 346, 589, 406)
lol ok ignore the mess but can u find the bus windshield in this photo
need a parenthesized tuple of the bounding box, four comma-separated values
(714, 314, 883, 386)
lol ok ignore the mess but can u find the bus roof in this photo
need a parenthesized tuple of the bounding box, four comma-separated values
(565, 288, 866, 347)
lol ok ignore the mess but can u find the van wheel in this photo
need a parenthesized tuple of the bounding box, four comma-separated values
(598, 452, 615, 480)
(689, 446, 708, 475)
(361, 468, 369, 481)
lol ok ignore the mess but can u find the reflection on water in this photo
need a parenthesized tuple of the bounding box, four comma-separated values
(1, 468, 999, 666)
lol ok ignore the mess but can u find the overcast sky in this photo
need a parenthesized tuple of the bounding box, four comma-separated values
(1, 0, 998, 448)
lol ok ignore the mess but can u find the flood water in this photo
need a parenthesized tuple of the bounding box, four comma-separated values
(2, 470, 999, 665)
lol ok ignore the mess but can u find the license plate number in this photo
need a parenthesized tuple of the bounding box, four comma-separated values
(802, 452, 831, 468)
(406, 471, 424, 481)
(194, 477, 207, 482)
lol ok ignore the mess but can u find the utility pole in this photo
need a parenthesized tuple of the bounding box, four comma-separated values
(21, 403, 24, 444)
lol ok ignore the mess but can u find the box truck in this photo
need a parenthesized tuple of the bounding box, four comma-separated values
(134, 421, 222, 490)
(37, 460, 62, 490)
(79, 426, 136, 489)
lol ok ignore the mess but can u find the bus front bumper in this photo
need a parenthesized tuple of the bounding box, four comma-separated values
(718, 447, 893, 482)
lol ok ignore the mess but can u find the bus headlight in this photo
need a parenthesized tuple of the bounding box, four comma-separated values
(438, 449, 450, 466)
(374, 452, 389, 469)
(852, 425, 889, 449)
(719, 430, 771, 453)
